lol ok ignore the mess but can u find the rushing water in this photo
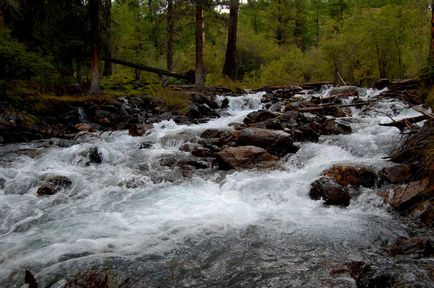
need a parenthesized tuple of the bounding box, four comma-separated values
(0, 88, 429, 287)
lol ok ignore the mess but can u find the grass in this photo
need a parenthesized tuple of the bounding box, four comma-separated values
(146, 84, 190, 115)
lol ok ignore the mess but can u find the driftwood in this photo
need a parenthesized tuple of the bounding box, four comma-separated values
(108, 58, 195, 84)
(379, 115, 427, 131)
(0, 119, 76, 139)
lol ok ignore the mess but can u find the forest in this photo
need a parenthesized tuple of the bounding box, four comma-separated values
(1, 0, 432, 93)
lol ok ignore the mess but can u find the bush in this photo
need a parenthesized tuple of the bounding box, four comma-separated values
(0, 30, 53, 81)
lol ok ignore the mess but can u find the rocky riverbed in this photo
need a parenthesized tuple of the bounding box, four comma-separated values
(0, 84, 433, 287)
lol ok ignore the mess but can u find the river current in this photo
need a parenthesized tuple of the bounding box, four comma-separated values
(0, 87, 429, 287)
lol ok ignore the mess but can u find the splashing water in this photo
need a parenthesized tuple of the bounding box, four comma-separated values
(0, 89, 427, 287)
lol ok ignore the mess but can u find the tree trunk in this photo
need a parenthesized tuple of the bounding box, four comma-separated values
(431, 1, 434, 66)
(89, 0, 101, 94)
(0, 7, 5, 28)
(223, 0, 239, 81)
(195, 3, 205, 86)
(167, 0, 174, 71)
(103, 0, 112, 76)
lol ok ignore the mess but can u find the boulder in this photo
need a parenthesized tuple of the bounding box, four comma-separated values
(200, 129, 231, 139)
(41, 174, 72, 189)
(379, 178, 430, 211)
(87, 147, 103, 164)
(216, 146, 279, 170)
(243, 110, 277, 125)
(220, 98, 230, 109)
(322, 164, 377, 188)
(309, 177, 351, 207)
(381, 164, 412, 184)
(389, 237, 434, 257)
(37, 184, 57, 196)
(0, 177, 5, 189)
(248, 119, 284, 131)
(191, 146, 212, 158)
(236, 128, 297, 157)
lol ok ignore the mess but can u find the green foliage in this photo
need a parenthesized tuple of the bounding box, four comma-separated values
(1, 0, 432, 90)
(146, 85, 190, 115)
(0, 30, 53, 81)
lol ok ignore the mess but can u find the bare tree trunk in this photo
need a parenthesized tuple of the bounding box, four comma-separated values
(103, 0, 112, 76)
(89, 0, 101, 94)
(223, 0, 239, 81)
(167, 0, 174, 71)
(195, 3, 205, 86)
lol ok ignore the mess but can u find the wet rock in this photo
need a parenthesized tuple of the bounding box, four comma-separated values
(65, 270, 108, 288)
(179, 157, 213, 170)
(216, 146, 279, 170)
(321, 119, 352, 135)
(139, 141, 153, 149)
(380, 178, 430, 211)
(236, 128, 297, 157)
(220, 98, 229, 109)
(37, 184, 57, 196)
(191, 146, 212, 157)
(74, 123, 94, 132)
(243, 110, 277, 125)
(322, 164, 377, 188)
(375, 78, 390, 90)
(200, 129, 231, 139)
(24, 270, 38, 288)
(0, 177, 5, 189)
(188, 103, 201, 119)
(128, 124, 153, 137)
(248, 119, 284, 131)
(419, 204, 434, 227)
(389, 237, 434, 257)
(87, 147, 102, 164)
(329, 86, 359, 97)
(309, 177, 351, 207)
(190, 93, 219, 109)
(229, 122, 246, 130)
(269, 102, 284, 112)
(381, 164, 412, 184)
(160, 131, 196, 147)
(159, 157, 178, 167)
(158, 112, 172, 121)
(94, 109, 111, 118)
(41, 174, 72, 189)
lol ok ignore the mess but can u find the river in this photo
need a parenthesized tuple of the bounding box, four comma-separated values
(0, 87, 430, 287)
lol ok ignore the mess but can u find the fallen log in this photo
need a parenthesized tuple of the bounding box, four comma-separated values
(108, 58, 195, 84)
(379, 115, 427, 131)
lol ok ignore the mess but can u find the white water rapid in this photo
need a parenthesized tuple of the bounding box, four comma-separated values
(0, 88, 428, 287)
